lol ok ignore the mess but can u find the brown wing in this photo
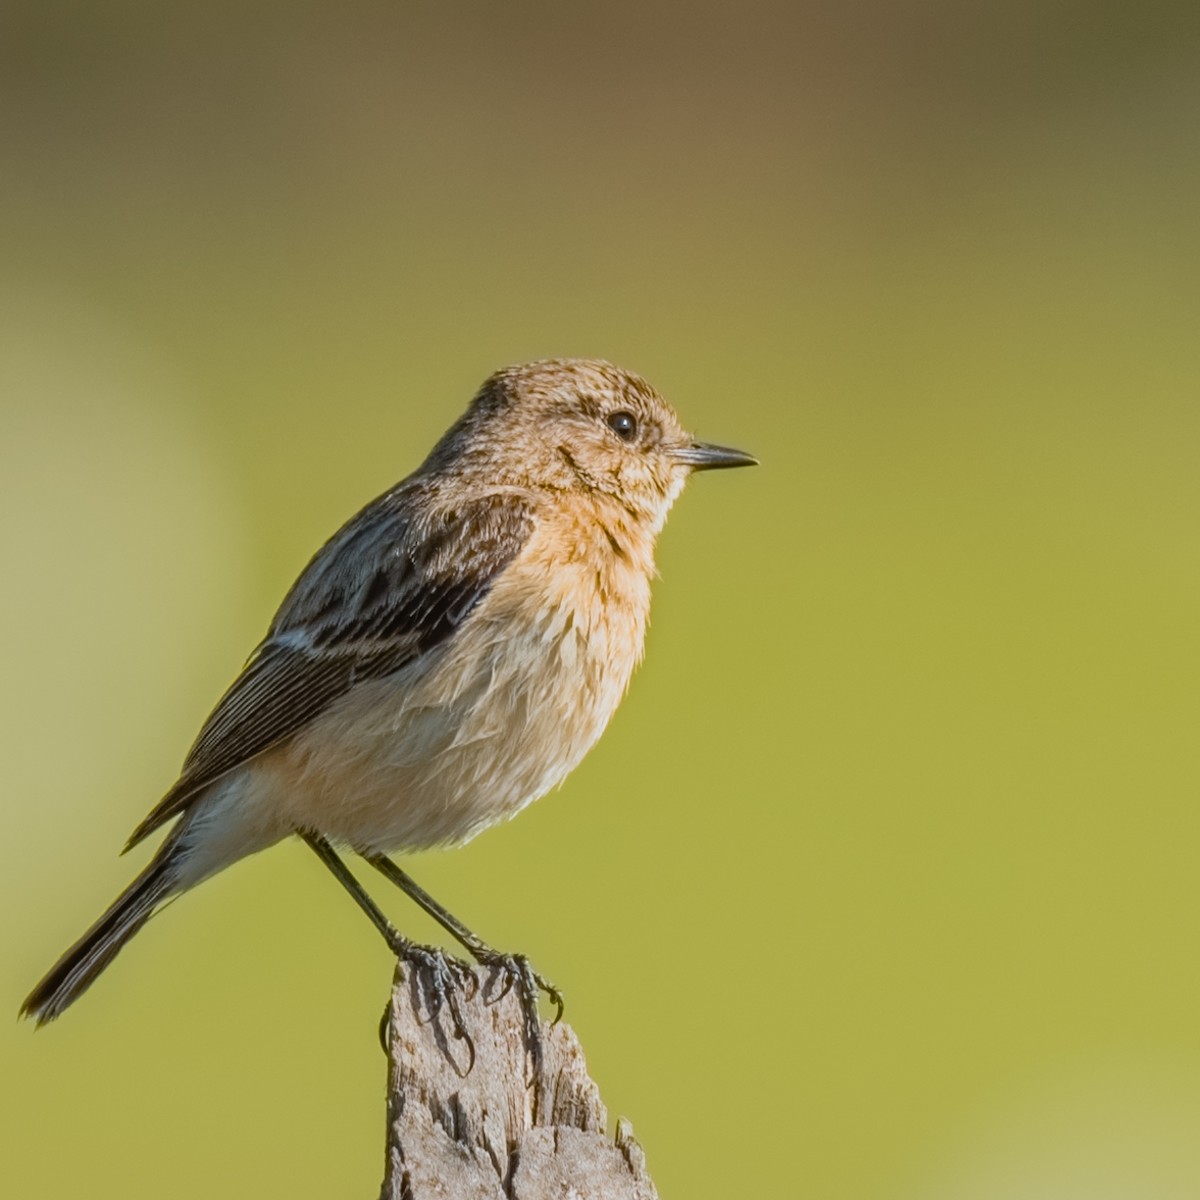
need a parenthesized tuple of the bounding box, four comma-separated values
(124, 487, 535, 850)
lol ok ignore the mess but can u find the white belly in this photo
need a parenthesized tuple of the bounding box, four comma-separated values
(263, 561, 647, 854)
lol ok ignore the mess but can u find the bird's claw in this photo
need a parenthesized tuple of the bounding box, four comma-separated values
(391, 941, 477, 1074)
(475, 951, 564, 1078)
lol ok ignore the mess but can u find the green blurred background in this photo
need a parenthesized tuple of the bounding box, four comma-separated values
(5, 2, 1200, 1196)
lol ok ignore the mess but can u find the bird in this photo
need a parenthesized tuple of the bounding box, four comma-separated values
(21, 358, 756, 1048)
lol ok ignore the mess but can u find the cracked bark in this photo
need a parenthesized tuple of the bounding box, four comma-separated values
(379, 961, 659, 1200)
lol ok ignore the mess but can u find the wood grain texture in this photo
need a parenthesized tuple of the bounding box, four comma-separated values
(380, 962, 659, 1200)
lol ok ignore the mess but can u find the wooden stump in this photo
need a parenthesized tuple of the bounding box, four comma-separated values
(380, 961, 659, 1199)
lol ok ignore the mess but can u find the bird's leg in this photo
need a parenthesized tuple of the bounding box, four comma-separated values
(362, 852, 563, 1072)
(300, 833, 474, 1067)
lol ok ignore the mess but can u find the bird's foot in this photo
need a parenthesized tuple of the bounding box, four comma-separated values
(473, 950, 564, 1078)
(385, 940, 477, 1073)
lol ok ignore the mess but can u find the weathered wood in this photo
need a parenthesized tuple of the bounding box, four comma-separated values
(380, 961, 659, 1199)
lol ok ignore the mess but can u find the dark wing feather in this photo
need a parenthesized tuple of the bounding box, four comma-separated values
(124, 488, 535, 851)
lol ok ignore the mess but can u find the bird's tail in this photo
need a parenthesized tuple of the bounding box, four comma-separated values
(21, 842, 181, 1025)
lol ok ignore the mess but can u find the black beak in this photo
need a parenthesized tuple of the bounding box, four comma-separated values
(672, 441, 759, 471)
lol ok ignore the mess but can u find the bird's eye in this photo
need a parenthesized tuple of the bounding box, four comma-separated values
(607, 411, 638, 442)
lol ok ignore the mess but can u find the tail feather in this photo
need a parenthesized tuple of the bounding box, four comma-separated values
(21, 851, 178, 1025)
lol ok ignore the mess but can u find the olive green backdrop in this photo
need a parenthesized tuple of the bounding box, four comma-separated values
(5, 3, 1200, 1196)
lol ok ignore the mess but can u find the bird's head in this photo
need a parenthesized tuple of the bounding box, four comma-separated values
(429, 358, 756, 533)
